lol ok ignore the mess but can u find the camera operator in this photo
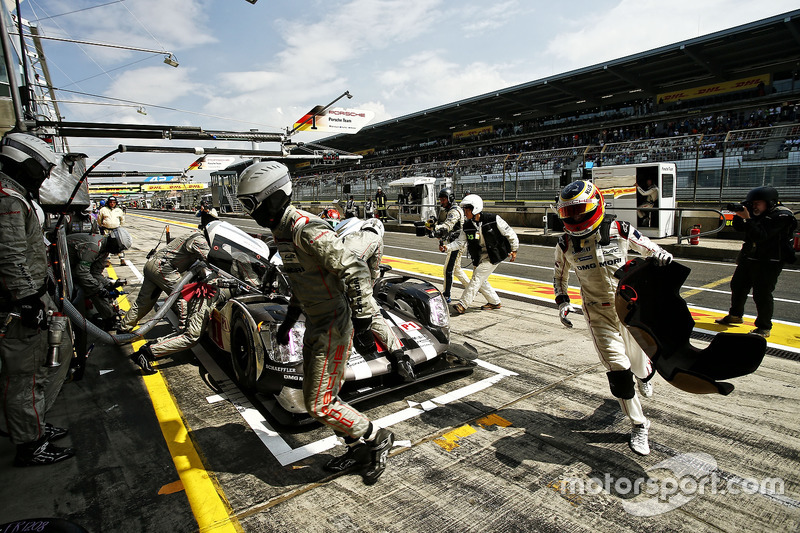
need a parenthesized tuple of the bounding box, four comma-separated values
(716, 187, 797, 337)
(431, 188, 469, 303)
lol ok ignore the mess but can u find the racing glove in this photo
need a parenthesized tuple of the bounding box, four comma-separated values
(558, 301, 580, 328)
(276, 306, 302, 346)
(351, 316, 376, 355)
(103, 288, 121, 299)
(653, 250, 673, 266)
(17, 293, 46, 330)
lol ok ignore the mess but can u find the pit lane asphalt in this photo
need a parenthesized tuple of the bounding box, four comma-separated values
(1, 212, 798, 532)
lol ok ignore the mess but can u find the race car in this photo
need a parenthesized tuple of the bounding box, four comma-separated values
(201, 220, 477, 424)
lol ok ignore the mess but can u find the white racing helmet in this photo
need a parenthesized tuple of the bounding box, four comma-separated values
(460, 194, 483, 214)
(236, 161, 292, 229)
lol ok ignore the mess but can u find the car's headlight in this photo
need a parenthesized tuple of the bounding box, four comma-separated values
(429, 295, 449, 327)
(266, 321, 305, 364)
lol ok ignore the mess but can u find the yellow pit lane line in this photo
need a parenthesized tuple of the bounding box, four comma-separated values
(382, 255, 800, 353)
(108, 264, 241, 533)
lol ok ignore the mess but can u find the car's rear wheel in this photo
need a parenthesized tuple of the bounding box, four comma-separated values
(230, 311, 258, 391)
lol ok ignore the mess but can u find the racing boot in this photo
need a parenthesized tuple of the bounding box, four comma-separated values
(44, 423, 69, 441)
(361, 427, 395, 485)
(324, 436, 368, 473)
(636, 377, 653, 398)
(130, 343, 157, 375)
(629, 419, 651, 456)
(390, 349, 416, 383)
(14, 436, 75, 467)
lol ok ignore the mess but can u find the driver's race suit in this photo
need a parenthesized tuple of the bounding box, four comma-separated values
(553, 219, 664, 425)
(0, 174, 71, 444)
(274, 206, 380, 438)
(120, 231, 209, 332)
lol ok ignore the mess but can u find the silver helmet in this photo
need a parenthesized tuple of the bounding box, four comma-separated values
(236, 161, 292, 229)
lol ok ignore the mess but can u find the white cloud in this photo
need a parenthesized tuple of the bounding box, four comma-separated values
(377, 50, 512, 110)
(32, 0, 216, 64)
(452, 0, 526, 36)
(543, 0, 800, 70)
(106, 66, 202, 106)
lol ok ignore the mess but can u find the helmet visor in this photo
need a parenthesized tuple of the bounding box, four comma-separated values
(237, 193, 264, 214)
(557, 199, 598, 220)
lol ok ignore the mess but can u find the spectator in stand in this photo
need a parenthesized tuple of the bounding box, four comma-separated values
(98, 196, 127, 265)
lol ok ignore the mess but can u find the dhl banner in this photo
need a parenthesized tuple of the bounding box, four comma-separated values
(90, 185, 141, 194)
(293, 107, 375, 134)
(143, 183, 205, 191)
(453, 125, 493, 140)
(657, 74, 770, 104)
(354, 148, 375, 156)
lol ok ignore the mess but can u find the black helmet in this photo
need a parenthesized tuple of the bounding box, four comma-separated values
(107, 196, 118, 205)
(745, 186, 779, 209)
(438, 187, 455, 206)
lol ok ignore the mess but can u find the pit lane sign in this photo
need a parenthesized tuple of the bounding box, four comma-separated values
(143, 183, 205, 191)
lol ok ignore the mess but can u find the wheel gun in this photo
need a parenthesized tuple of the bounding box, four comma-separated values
(44, 311, 68, 368)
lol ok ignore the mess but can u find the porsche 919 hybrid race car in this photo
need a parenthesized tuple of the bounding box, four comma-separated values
(201, 220, 477, 424)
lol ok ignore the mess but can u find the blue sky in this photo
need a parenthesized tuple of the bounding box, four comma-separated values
(17, 0, 800, 179)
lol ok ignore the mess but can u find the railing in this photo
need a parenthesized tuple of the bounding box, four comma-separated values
(293, 124, 800, 204)
(606, 206, 728, 244)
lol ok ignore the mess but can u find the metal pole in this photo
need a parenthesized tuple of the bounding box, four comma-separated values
(692, 138, 700, 202)
(0, 9, 25, 130)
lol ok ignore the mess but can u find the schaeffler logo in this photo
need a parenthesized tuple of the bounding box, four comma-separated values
(560, 452, 785, 516)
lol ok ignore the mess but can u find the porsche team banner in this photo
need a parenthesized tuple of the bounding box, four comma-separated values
(293, 107, 375, 134)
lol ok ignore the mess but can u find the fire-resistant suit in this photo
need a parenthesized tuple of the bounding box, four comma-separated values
(66, 232, 118, 321)
(119, 231, 209, 332)
(0, 174, 71, 444)
(433, 203, 469, 301)
(274, 206, 379, 438)
(447, 213, 518, 308)
(148, 280, 230, 358)
(553, 218, 665, 426)
(340, 225, 402, 353)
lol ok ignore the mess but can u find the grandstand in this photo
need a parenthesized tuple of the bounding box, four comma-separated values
(292, 10, 800, 204)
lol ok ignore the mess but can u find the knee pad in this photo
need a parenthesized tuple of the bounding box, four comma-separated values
(607, 369, 635, 399)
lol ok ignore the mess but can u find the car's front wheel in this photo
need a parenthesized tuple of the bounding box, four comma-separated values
(230, 311, 259, 391)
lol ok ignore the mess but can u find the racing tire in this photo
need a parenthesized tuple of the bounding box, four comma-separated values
(230, 311, 259, 391)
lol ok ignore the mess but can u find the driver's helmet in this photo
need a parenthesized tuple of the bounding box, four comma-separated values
(556, 180, 605, 238)
(236, 161, 292, 229)
(319, 208, 342, 228)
